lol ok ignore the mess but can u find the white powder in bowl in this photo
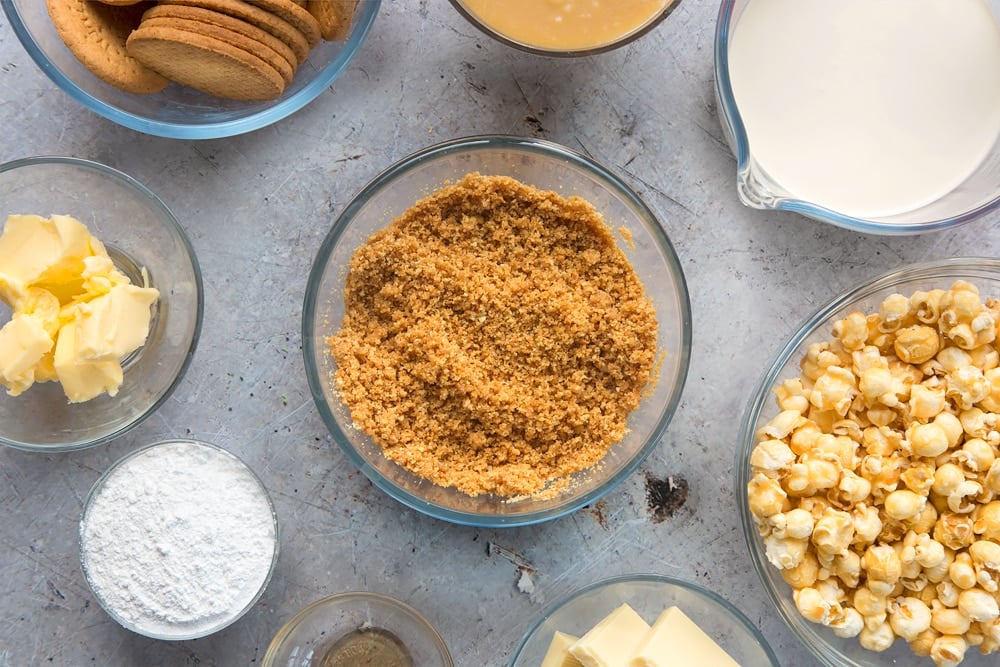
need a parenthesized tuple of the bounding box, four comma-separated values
(80, 440, 278, 639)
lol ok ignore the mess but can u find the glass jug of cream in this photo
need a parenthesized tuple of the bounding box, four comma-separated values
(715, 0, 1000, 234)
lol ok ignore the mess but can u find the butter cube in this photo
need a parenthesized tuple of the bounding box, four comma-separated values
(0, 214, 94, 301)
(72, 283, 159, 362)
(54, 321, 123, 403)
(541, 631, 585, 667)
(569, 604, 651, 667)
(0, 313, 54, 395)
(629, 606, 740, 667)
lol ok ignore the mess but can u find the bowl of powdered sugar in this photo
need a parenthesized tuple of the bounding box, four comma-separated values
(79, 439, 278, 640)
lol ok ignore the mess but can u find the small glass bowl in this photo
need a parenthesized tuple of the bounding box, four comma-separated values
(302, 135, 692, 527)
(79, 439, 280, 641)
(448, 0, 680, 57)
(263, 591, 454, 667)
(0, 156, 202, 452)
(509, 573, 779, 667)
(1, 0, 380, 138)
(736, 258, 1000, 666)
(713, 0, 999, 234)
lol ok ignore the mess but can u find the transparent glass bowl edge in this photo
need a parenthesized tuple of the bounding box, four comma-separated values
(79, 438, 280, 641)
(734, 257, 1000, 667)
(712, 0, 1000, 235)
(302, 134, 692, 527)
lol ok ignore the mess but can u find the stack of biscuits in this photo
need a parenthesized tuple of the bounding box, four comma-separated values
(46, 0, 358, 100)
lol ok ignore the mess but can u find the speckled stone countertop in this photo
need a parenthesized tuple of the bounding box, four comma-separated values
(1, 2, 998, 666)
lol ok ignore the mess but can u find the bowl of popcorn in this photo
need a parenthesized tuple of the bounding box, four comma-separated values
(0, 156, 202, 451)
(303, 135, 692, 527)
(1, 0, 380, 138)
(738, 258, 1000, 667)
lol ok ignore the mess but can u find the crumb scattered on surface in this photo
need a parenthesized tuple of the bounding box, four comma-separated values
(328, 173, 658, 497)
(645, 473, 688, 523)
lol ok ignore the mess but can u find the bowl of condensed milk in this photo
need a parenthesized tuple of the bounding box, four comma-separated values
(449, 0, 681, 56)
(715, 0, 1000, 234)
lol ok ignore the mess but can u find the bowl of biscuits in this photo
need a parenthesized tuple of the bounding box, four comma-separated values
(1, 0, 380, 138)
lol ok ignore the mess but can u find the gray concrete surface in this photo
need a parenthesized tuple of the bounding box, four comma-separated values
(1, 2, 998, 666)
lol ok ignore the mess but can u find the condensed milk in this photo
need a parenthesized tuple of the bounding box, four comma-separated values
(457, 0, 674, 52)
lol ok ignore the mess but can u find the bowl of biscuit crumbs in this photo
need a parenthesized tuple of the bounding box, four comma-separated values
(303, 135, 692, 527)
(1, 0, 380, 138)
(738, 258, 1000, 667)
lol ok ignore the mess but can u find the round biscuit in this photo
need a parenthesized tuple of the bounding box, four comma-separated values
(156, 0, 311, 64)
(139, 16, 295, 85)
(141, 3, 299, 75)
(126, 25, 286, 100)
(241, 0, 321, 47)
(306, 0, 356, 42)
(45, 0, 169, 94)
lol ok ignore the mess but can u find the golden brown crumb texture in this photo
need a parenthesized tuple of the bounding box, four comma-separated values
(328, 173, 658, 497)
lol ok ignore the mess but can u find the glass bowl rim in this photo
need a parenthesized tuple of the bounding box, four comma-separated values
(0, 0, 382, 139)
(263, 590, 454, 667)
(79, 438, 280, 641)
(734, 256, 1000, 666)
(0, 155, 204, 453)
(302, 134, 692, 528)
(712, 0, 999, 235)
(446, 0, 680, 57)
(507, 572, 781, 666)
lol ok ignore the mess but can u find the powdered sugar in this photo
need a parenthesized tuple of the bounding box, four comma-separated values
(80, 440, 277, 639)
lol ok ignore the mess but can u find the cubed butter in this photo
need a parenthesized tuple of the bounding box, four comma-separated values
(569, 604, 651, 667)
(0, 214, 94, 303)
(629, 606, 740, 667)
(72, 283, 158, 362)
(541, 631, 585, 667)
(53, 321, 124, 403)
(0, 312, 54, 396)
(0, 214, 157, 402)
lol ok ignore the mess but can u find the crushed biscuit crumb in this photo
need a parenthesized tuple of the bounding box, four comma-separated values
(328, 173, 658, 497)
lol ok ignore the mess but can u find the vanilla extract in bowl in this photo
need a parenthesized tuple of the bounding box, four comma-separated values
(321, 627, 413, 667)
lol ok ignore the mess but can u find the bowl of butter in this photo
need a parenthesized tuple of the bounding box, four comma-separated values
(0, 156, 202, 451)
(509, 574, 778, 667)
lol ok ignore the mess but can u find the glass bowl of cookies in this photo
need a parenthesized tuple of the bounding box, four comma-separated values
(0, 156, 202, 451)
(302, 135, 692, 527)
(737, 258, 1000, 666)
(1, 0, 380, 138)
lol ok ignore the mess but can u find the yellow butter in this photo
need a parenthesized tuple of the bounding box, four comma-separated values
(0, 214, 158, 402)
(0, 312, 54, 396)
(54, 320, 124, 403)
(629, 606, 740, 667)
(72, 283, 158, 362)
(542, 631, 585, 667)
(569, 604, 651, 667)
(0, 214, 94, 304)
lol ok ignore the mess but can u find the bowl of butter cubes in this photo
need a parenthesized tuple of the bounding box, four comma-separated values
(508, 573, 779, 666)
(738, 258, 1000, 667)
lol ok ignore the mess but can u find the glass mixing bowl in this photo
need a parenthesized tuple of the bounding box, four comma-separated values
(737, 258, 1000, 666)
(714, 0, 1000, 234)
(1, 0, 380, 138)
(263, 592, 453, 667)
(508, 574, 780, 667)
(448, 0, 680, 57)
(80, 439, 279, 640)
(302, 135, 691, 527)
(0, 156, 202, 452)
